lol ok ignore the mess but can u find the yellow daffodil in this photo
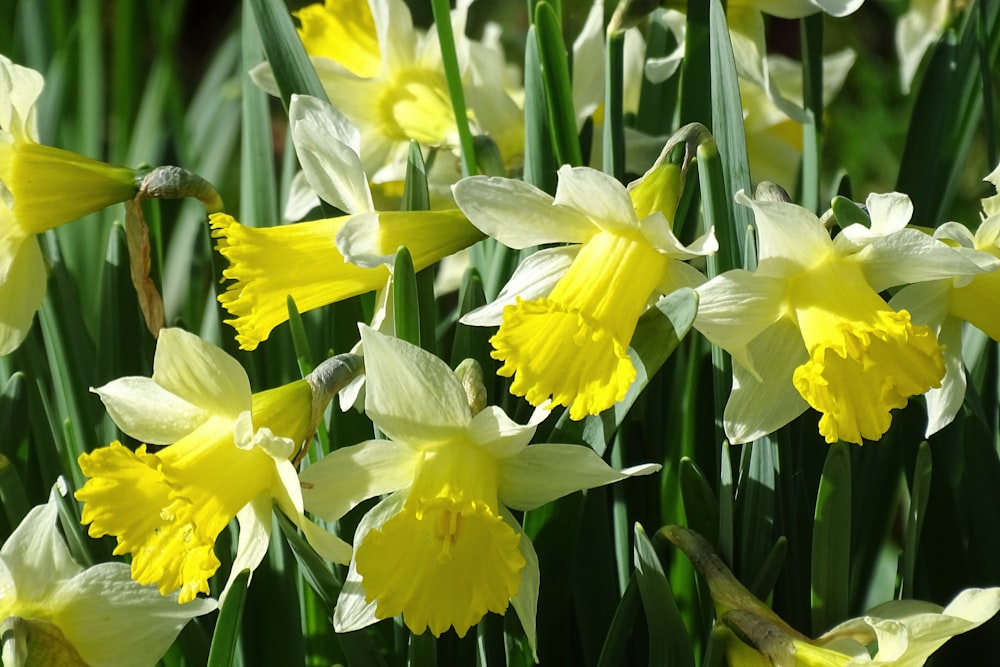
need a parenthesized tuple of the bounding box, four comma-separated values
(452, 154, 716, 420)
(212, 95, 482, 350)
(890, 164, 1000, 435)
(0, 479, 214, 666)
(250, 0, 523, 190)
(299, 326, 659, 646)
(664, 525, 1000, 667)
(0, 55, 137, 355)
(75, 328, 355, 604)
(694, 190, 991, 444)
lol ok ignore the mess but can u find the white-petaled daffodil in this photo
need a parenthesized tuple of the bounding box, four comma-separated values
(75, 328, 355, 604)
(0, 55, 137, 355)
(452, 154, 716, 420)
(299, 326, 659, 649)
(694, 190, 991, 445)
(0, 480, 215, 667)
(211, 94, 481, 350)
(890, 164, 1000, 436)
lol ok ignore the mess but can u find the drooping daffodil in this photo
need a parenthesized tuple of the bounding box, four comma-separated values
(0, 55, 138, 355)
(453, 137, 717, 420)
(664, 524, 1000, 667)
(75, 328, 357, 604)
(299, 326, 660, 647)
(212, 94, 482, 350)
(890, 163, 1000, 436)
(251, 0, 523, 192)
(694, 189, 991, 445)
(1, 479, 215, 667)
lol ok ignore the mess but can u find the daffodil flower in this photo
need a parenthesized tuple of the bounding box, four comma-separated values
(250, 0, 522, 189)
(75, 328, 356, 604)
(0, 479, 214, 667)
(890, 164, 1000, 436)
(694, 190, 991, 444)
(299, 326, 659, 647)
(0, 55, 137, 355)
(664, 525, 1000, 667)
(212, 95, 482, 350)
(452, 155, 716, 420)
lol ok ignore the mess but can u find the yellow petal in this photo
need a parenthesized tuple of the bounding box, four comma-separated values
(355, 441, 524, 637)
(790, 259, 944, 444)
(295, 0, 382, 78)
(210, 213, 389, 350)
(0, 140, 135, 233)
(491, 231, 668, 419)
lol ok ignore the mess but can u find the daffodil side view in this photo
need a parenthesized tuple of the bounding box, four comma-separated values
(2, 0, 1000, 665)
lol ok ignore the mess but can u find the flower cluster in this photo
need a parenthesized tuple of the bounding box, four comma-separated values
(2, 0, 999, 663)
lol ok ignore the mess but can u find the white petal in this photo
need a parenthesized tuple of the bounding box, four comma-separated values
(498, 443, 659, 511)
(570, 0, 605, 128)
(0, 55, 43, 141)
(658, 259, 710, 295)
(333, 492, 408, 633)
(847, 228, 990, 293)
(247, 61, 280, 98)
(0, 483, 81, 603)
(300, 439, 418, 521)
(694, 269, 786, 371)
(459, 246, 578, 326)
(503, 507, 539, 662)
(217, 499, 271, 608)
(289, 94, 374, 215)
(283, 170, 321, 222)
(452, 176, 596, 248)
(49, 563, 215, 667)
(864, 191, 913, 236)
(724, 319, 809, 444)
(360, 325, 471, 442)
(91, 377, 210, 444)
(151, 328, 251, 420)
(467, 405, 537, 459)
(554, 166, 639, 233)
(736, 191, 832, 266)
(922, 316, 966, 438)
(934, 221, 976, 249)
(0, 230, 45, 356)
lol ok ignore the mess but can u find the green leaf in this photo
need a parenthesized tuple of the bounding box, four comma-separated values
(811, 442, 851, 634)
(679, 457, 719, 548)
(634, 523, 694, 667)
(830, 195, 871, 230)
(523, 25, 558, 193)
(207, 569, 251, 667)
(603, 31, 625, 179)
(393, 246, 421, 347)
(707, 0, 753, 261)
(902, 440, 932, 599)
(429, 0, 476, 176)
(596, 575, 642, 667)
(534, 1, 582, 168)
(240, 2, 278, 228)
